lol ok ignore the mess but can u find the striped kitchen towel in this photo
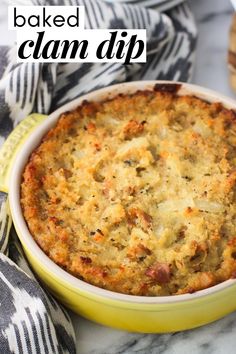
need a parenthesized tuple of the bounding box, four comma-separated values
(0, 0, 197, 353)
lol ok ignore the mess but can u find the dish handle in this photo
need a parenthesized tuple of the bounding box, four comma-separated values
(0, 114, 48, 193)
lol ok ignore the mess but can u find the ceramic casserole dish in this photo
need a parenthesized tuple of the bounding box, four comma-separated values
(0, 80, 236, 333)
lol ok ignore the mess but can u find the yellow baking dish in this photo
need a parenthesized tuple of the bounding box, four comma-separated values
(0, 81, 236, 333)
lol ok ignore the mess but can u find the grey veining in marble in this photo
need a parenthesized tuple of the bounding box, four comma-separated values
(1, 0, 236, 353)
(70, 310, 236, 354)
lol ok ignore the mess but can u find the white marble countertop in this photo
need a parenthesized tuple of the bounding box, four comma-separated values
(190, 0, 234, 99)
(1, 1, 236, 353)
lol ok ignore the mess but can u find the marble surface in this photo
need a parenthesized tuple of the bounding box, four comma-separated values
(190, 0, 235, 99)
(1, 0, 236, 353)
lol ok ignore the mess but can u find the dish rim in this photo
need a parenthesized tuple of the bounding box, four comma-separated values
(9, 80, 236, 305)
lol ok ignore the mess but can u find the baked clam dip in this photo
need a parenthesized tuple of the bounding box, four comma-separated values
(21, 85, 236, 296)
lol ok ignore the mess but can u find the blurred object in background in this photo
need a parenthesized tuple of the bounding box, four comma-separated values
(229, 10, 236, 92)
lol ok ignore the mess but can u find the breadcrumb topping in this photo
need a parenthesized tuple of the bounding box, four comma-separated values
(21, 88, 236, 295)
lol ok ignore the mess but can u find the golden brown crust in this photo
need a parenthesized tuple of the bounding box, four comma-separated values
(21, 89, 236, 296)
